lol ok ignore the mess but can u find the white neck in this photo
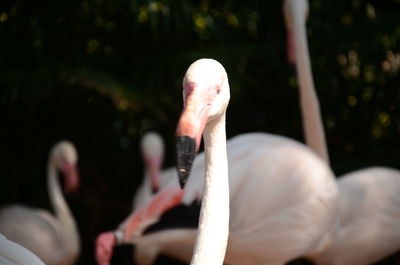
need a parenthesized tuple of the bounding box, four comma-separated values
(190, 114, 229, 265)
(293, 19, 329, 164)
(47, 161, 80, 261)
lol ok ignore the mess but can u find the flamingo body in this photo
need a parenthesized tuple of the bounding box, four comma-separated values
(311, 167, 400, 265)
(128, 132, 338, 265)
(0, 206, 64, 263)
(0, 233, 46, 265)
(187, 133, 338, 265)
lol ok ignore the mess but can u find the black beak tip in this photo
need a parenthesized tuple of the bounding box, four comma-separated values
(151, 187, 159, 194)
(178, 171, 189, 188)
(176, 136, 197, 189)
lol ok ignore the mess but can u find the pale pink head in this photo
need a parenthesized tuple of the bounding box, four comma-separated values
(283, 0, 309, 63)
(140, 132, 164, 193)
(50, 140, 79, 193)
(95, 231, 116, 265)
(176, 58, 230, 187)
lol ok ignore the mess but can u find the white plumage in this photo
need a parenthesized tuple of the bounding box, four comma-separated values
(0, 233, 46, 265)
(313, 167, 400, 265)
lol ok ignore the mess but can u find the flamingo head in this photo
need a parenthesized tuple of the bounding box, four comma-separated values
(140, 132, 164, 193)
(283, 0, 309, 63)
(51, 140, 80, 194)
(95, 231, 117, 265)
(176, 58, 230, 188)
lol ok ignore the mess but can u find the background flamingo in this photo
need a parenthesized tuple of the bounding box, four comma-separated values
(283, 0, 400, 264)
(0, 141, 80, 265)
(0, 233, 46, 265)
(133, 131, 166, 209)
(96, 58, 339, 265)
(134, 131, 185, 264)
(95, 131, 182, 265)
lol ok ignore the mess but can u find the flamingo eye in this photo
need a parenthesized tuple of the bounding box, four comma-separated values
(216, 84, 221, 94)
(184, 82, 196, 98)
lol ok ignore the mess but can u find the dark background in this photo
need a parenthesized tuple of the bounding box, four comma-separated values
(0, 0, 399, 264)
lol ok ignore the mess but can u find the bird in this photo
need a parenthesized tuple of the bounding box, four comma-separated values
(0, 233, 46, 265)
(283, 0, 400, 264)
(174, 57, 231, 264)
(134, 132, 183, 265)
(132, 131, 200, 264)
(0, 140, 80, 265)
(133, 131, 166, 210)
(95, 132, 180, 265)
(96, 58, 339, 265)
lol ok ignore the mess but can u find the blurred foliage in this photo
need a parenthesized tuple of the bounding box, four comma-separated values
(0, 0, 400, 264)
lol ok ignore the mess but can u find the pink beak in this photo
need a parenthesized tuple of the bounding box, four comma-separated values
(286, 30, 296, 64)
(95, 231, 116, 265)
(175, 84, 216, 187)
(62, 162, 79, 193)
(145, 157, 161, 193)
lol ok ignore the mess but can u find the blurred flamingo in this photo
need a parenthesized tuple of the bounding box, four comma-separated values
(0, 141, 80, 265)
(96, 132, 180, 265)
(0, 233, 46, 265)
(133, 131, 166, 209)
(134, 131, 183, 264)
(283, 0, 400, 264)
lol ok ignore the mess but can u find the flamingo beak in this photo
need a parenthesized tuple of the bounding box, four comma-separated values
(95, 231, 116, 265)
(176, 89, 213, 188)
(176, 136, 197, 188)
(62, 162, 79, 193)
(146, 157, 161, 193)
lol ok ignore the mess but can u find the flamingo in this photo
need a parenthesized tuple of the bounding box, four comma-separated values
(134, 131, 185, 264)
(0, 233, 46, 265)
(283, 0, 400, 264)
(95, 132, 180, 265)
(133, 131, 166, 209)
(0, 141, 80, 265)
(175, 58, 231, 264)
(133, 131, 205, 265)
(96, 58, 339, 265)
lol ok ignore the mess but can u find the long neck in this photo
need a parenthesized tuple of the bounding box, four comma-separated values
(190, 114, 229, 265)
(47, 161, 80, 261)
(293, 19, 329, 164)
(133, 173, 151, 209)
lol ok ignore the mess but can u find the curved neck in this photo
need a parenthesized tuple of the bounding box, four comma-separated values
(133, 175, 151, 209)
(47, 161, 80, 260)
(293, 19, 329, 164)
(190, 114, 229, 265)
